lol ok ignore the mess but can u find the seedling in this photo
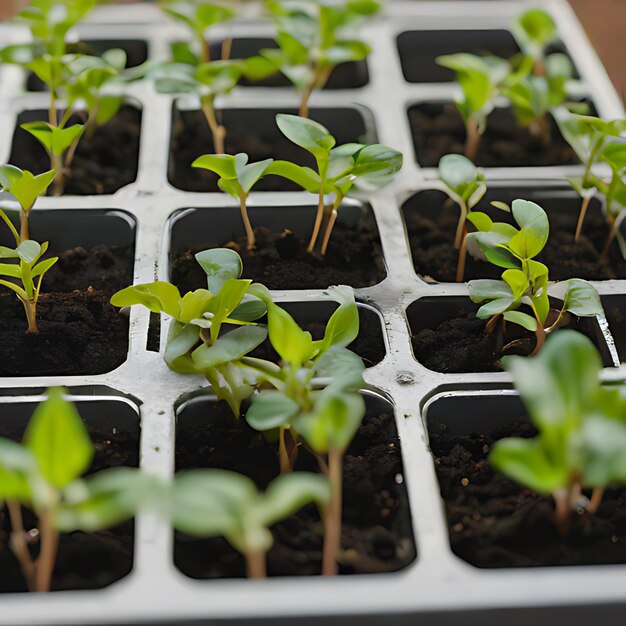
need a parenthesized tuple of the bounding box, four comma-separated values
(262, 0, 380, 118)
(491, 330, 626, 534)
(511, 9, 558, 77)
(266, 114, 402, 254)
(111, 248, 269, 415)
(244, 284, 365, 575)
(467, 199, 603, 355)
(0, 165, 56, 242)
(156, 1, 274, 153)
(597, 141, 626, 257)
(437, 154, 487, 282)
(192, 153, 274, 249)
(0, 388, 153, 592)
(169, 469, 330, 577)
(557, 113, 626, 241)
(436, 53, 509, 161)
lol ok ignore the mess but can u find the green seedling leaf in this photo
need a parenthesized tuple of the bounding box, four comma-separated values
(21, 122, 84, 157)
(23, 388, 93, 490)
(276, 114, 336, 160)
(562, 278, 603, 318)
(195, 247, 242, 294)
(313, 285, 360, 354)
(0, 166, 55, 213)
(191, 325, 268, 370)
(502, 310, 538, 331)
(512, 9, 557, 59)
(0, 439, 37, 502)
(245, 391, 301, 431)
(110, 282, 183, 319)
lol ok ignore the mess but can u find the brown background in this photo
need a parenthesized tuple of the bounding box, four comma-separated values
(0, 1, 624, 100)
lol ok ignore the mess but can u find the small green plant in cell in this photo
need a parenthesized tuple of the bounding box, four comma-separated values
(511, 8, 559, 77)
(435, 53, 509, 161)
(266, 114, 402, 255)
(596, 140, 626, 257)
(111, 248, 270, 416)
(557, 113, 626, 242)
(467, 199, 604, 355)
(262, 0, 380, 118)
(437, 154, 488, 282)
(169, 469, 330, 577)
(0, 388, 154, 592)
(491, 330, 626, 535)
(192, 153, 274, 250)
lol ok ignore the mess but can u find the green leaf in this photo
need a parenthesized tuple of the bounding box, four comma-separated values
(490, 437, 566, 494)
(506, 199, 549, 259)
(191, 325, 267, 369)
(0, 166, 55, 213)
(275, 114, 335, 160)
(266, 302, 315, 366)
(245, 391, 301, 431)
(314, 285, 359, 355)
(16, 240, 41, 264)
(467, 211, 493, 232)
(579, 416, 626, 487)
(21, 122, 84, 157)
(503, 310, 538, 331)
(23, 388, 93, 489)
(438, 153, 478, 195)
(0, 439, 37, 502)
(195, 248, 243, 294)
(602, 141, 626, 173)
(164, 322, 202, 373)
(562, 279, 603, 319)
(513, 9, 557, 58)
(264, 160, 321, 193)
(192, 154, 238, 178)
(110, 282, 182, 319)
(502, 268, 529, 300)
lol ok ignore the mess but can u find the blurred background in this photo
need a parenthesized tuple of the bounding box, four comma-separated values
(0, 0, 624, 100)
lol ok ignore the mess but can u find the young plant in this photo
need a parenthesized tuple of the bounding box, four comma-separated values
(244, 283, 365, 575)
(0, 165, 56, 242)
(511, 8, 558, 77)
(467, 199, 603, 355)
(597, 141, 626, 257)
(491, 330, 626, 534)
(169, 469, 330, 578)
(266, 114, 402, 254)
(192, 153, 274, 249)
(110, 248, 269, 415)
(0, 388, 153, 592)
(557, 113, 626, 241)
(262, 0, 380, 118)
(155, 1, 274, 153)
(437, 154, 487, 282)
(435, 53, 509, 161)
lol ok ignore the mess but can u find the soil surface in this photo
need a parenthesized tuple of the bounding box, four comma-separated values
(0, 410, 139, 592)
(168, 108, 368, 192)
(429, 420, 626, 567)
(409, 103, 580, 168)
(174, 401, 416, 578)
(410, 306, 605, 374)
(250, 307, 386, 368)
(404, 193, 626, 282)
(171, 224, 386, 291)
(10, 106, 141, 195)
(0, 243, 132, 376)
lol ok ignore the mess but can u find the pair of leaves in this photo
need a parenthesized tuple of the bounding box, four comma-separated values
(192, 153, 273, 195)
(0, 165, 55, 214)
(21, 121, 84, 157)
(438, 154, 486, 211)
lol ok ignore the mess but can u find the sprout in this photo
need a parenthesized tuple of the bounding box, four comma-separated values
(437, 154, 487, 282)
(511, 8, 558, 77)
(169, 470, 330, 578)
(491, 330, 626, 534)
(467, 199, 604, 355)
(0, 388, 154, 592)
(266, 114, 402, 254)
(435, 53, 509, 161)
(192, 153, 274, 249)
(263, 0, 380, 118)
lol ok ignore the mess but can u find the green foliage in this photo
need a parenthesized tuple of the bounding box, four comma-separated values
(0, 389, 155, 591)
(0, 166, 56, 216)
(467, 199, 603, 351)
(170, 469, 330, 558)
(263, 0, 380, 116)
(111, 249, 269, 415)
(490, 331, 626, 530)
(511, 9, 557, 62)
(267, 114, 402, 253)
(21, 121, 85, 158)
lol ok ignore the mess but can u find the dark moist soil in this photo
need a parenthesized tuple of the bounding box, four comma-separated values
(0, 414, 138, 592)
(408, 103, 580, 168)
(174, 402, 416, 578)
(429, 420, 626, 568)
(10, 106, 141, 195)
(170, 224, 386, 291)
(0, 243, 132, 376)
(405, 197, 626, 283)
(250, 307, 386, 368)
(168, 108, 367, 192)
(411, 308, 603, 374)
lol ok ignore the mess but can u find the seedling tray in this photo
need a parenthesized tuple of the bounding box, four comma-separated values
(0, 1, 625, 625)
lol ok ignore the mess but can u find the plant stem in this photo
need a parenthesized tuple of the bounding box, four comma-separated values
(221, 37, 233, 61)
(245, 550, 267, 578)
(299, 65, 331, 119)
(51, 152, 64, 197)
(465, 116, 481, 162)
(574, 195, 591, 242)
(7, 500, 35, 591)
(587, 486, 605, 514)
(23, 298, 38, 334)
(552, 488, 571, 536)
(201, 96, 226, 155)
(307, 191, 326, 253)
(529, 303, 546, 356)
(455, 228, 468, 283)
(320, 208, 338, 256)
(238, 192, 255, 250)
(278, 426, 292, 474)
(20, 211, 29, 243)
(601, 217, 617, 260)
(35, 510, 59, 593)
(454, 200, 468, 250)
(322, 447, 343, 576)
